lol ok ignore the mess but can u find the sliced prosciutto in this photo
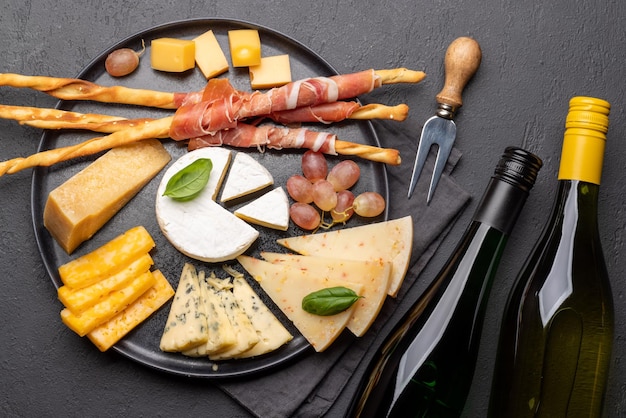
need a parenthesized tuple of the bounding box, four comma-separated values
(266, 101, 361, 124)
(169, 70, 381, 140)
(187, 123, 336, 155)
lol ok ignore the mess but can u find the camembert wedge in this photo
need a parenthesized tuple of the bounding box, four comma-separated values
(260, 252, 392, 337)
(234, 187, 289, 231)
(277, 216, 413, 297)
(220, 152, 273, 202)
(237, 255, 363, 352)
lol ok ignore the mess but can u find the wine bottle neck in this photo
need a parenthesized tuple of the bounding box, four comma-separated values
(472, 177, 530, 235)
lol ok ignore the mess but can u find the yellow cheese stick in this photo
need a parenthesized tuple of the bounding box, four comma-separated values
(58, 254, 154, 313)
(60, 270, 156, 336)
(58, 226, 155, 289)
(88, 270, 174, 352)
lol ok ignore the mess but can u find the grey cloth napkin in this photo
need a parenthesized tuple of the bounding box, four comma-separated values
(220, 143, 471, 418)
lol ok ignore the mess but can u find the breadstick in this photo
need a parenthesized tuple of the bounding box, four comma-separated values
(348, 104, 409, 121)
(0, 116, 173, 176)
(0, 73, 178, 109)
(334, 140, 401, 165)
(375, 68, 427, 84)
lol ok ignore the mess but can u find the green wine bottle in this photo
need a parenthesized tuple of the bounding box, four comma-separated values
(347, 147, 542, 417)
(489, 97, 614, 417)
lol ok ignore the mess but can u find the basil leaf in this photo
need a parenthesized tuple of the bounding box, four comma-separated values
(163, 158, 213, 201)
(302, 286, 363, 316)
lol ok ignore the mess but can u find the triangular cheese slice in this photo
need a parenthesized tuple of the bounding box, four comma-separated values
(234, 187, 289, 231)
(220, 152, 274, 202)
(236, 255, 363, 352)
(260, 252, 392, 337)
(231, 276, 293, 358)
(276, 216, 413, 297)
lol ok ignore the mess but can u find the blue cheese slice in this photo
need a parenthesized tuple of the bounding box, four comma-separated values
(183, 271, 237, 357)
(234, 187, 289, 231)
(237, 255, 363, 352)
(159, 263, 208, 352)
(208, 287, 260, 360)
(220, 152, 274, 202)
(231, 275, 293, 358)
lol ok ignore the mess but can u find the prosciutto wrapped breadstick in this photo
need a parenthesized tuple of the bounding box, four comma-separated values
(0, 68, 424, 109)
(187, 122, 401, 165)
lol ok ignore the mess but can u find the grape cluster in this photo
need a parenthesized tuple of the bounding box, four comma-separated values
(286, 151, 386, 230)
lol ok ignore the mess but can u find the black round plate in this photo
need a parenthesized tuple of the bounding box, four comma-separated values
(31, 18, 388, 379)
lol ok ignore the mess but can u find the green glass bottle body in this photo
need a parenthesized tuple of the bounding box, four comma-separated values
(489, 97, 614, 417)
(347, 147, 542, 418)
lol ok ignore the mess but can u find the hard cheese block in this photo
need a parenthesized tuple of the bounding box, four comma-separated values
(260, 252, 392, 337)
(193, 29, 229, 79)
(151, 38, 196, 72)
(44, 139, 170, 254)
(237, 255, 363, 352)
(234, 187, 289, 231)
(249, 54, 292, 89)
(277, 216, 413, 297)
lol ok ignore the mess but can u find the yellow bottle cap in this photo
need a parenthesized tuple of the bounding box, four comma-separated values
(559, 96, 610, 184)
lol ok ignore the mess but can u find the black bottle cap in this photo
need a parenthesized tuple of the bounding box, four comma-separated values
(494, 147, 543, 193)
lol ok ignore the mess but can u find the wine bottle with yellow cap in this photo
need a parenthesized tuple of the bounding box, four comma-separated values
(488, 96, 614, 417)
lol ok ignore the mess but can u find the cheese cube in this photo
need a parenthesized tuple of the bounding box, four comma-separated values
(88, 270, 175, 351)
(228, 29, 261, 67)
(43, 139, 170, 254)
(193, 30, 229, 79)
(151, 38, 196, 72)
(249, 55, 292, 89)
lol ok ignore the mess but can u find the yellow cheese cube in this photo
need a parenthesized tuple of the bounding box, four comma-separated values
(228, 29, 261, 67)
(61, 270, 156, 336)
(151, 38, 196, 72)
(58, 226, 156, 289)
(43, 139, 170, 254)
(88, 270, 175, 352)
(193, 30, 229, 79)
(58, 254, 154, 313)
(249, 55, 292, 89)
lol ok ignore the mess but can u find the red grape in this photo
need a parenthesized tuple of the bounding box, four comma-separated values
(301, 150, 328, 182)
(327, 160, 360, 191)
(312, 180, 338, 211)
(331, 190, 355, 223)
(286, 175, 314, 203)
(353, 192, 385, 217)
(289, 202, 321, 230)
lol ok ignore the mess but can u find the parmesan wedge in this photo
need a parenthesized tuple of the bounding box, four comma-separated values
(60, 270, 156, 337)
(237, 255, 362, 352)
(87, 270, 174, 352)
(44, 139, 170, 254)
(260, 252, 392, 337)
(277, 216, 413, 297)
(58, 225, 156, 289)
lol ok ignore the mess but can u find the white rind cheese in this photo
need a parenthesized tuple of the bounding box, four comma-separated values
(156, 150, 259, 263)
(234, 187, 290, 231)
(220, 152, 274, 202)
